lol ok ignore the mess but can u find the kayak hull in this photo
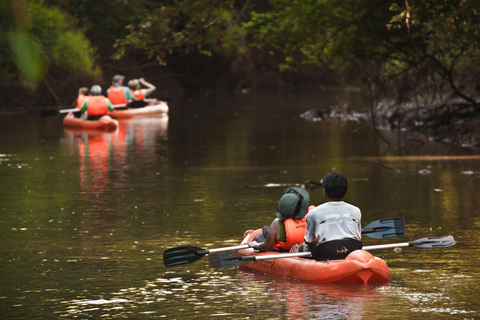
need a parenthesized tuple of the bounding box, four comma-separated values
(238, 229, 390, 284)
(109, 101, 169, 119)
(63, 112, 118, 132)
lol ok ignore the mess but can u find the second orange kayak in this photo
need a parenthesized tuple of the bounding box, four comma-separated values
(109, 101, 169, 119)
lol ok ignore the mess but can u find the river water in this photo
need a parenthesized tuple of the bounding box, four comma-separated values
(1, 91, 479, 319)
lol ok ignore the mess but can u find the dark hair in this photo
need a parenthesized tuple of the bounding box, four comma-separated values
(321, 173, 348, 199)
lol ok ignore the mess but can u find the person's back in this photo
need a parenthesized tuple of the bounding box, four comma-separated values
(307, 201, 361, 243)
(80, 85, 113, 120)
(76, 87, 89, 109)
(127, 78, 156, 108)
(270, 209, 309, 251)
(304, 173, 362, 260)
(107, 75, 136, 105)
(108, 85, 128, 105)
(247, 186, 310, 252)
(85, 96, 108, 120)
(130, 87, 144, 101)
(128, 78, 156, 101)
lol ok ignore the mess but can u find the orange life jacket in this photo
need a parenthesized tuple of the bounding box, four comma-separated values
(108, 86, 127, 105)
(131, 89, 144, 101)
(272, 213, 308, 250)
(86, 96, 108, 117)
(76, 94, 88, 109)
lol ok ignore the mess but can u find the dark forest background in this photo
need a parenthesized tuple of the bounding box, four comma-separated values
(2, 0, 480, 139)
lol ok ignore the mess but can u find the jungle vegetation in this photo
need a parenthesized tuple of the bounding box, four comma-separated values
(2, 0, 480, 131)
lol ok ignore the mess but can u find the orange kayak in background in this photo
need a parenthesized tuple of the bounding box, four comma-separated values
(237, 229, 390, 284)
(109, 101, 169, 119)
(63, 112, 118, 132)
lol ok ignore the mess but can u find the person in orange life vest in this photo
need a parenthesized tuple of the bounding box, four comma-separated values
(246, 186, 311, 252)
(72, 87, 89, 118)
(128, 78, 156, 101)
(79, 85, 114, 120)
(291, 173, 363, 260)
(75, 87, 89, 108)
(125, 78, 156, 108)
(107, 74, 138, 105)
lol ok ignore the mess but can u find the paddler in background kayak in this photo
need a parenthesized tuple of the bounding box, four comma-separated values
(72, 87, 89, 118)
(79, 85, 114, 120)
(127, 78, 156, 108)
(291, 173, 363, 260)
(107, 74, 138, 106)
(75, 87, 89, 108)
(245, 186, 311, 252)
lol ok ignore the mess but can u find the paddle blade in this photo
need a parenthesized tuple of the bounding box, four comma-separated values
(208, 252, 254, 269)
(41, 109, 60, 117)
(362, 217, 406, 239)
(410, 235, 456, 248)
(163, 246, 208, 267)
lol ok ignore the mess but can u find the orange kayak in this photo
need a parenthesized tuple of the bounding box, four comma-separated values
(237, 229, 390, 284)
(109, 101, 169, 119)
(63, 112, 118, 132)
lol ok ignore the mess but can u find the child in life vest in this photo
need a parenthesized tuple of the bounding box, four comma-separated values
(245, 186, 311, 252)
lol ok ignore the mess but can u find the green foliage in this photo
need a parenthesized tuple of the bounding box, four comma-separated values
(381, 0, 480, 103)
(113, 0, 249, 64)
(244, 0, 363, 70)
(243, 0, 480, 103)
(46, 0, 150, 55)
(7, 31, 45, 87)
(0, 0, 99, 88)
(2, 0, 480, 104)
(0, 1, 29, 82)
(28, 2, 99, 74)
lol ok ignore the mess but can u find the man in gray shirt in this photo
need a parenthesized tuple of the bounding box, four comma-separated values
(303, 173, 363, 260)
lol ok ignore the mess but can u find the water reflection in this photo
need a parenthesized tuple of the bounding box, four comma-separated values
(111, 115, 169, 166)
(58, 267, 390, 319)
(236, 271, 390, 319)
(64, 115, 169, 195)
(64, 129, 112, 196)
(2, 92, 480, 319)
(62, 115, 170, 274)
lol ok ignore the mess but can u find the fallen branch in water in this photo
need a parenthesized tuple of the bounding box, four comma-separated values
(302, 179, 322, 191)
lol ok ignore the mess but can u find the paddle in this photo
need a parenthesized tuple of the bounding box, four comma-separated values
(360, 217, 405, 239)
(40, 98, 167, 117)
(41, 104, 126, 117)
(163, 244, 250, 267)
(208, 235, 456, 269)
(163, 217, 406, 267)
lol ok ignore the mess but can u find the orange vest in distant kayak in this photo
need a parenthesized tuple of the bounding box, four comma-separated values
(131, 89, 144, 101)
(76, 94, 88, 109)
(86, 96, 108, 116)
(272, 213, 308, 250)
(108, 86, 127, 105)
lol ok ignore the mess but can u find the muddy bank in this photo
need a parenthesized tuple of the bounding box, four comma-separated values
(301, 95, 480, 149)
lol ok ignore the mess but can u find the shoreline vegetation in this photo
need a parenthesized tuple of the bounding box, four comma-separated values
(2, 1, 480, 148)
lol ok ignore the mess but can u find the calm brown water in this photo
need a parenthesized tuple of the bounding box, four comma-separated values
(0, 91, 479, 319)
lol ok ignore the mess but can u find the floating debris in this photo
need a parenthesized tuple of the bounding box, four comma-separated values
(418, 169, 431, 175)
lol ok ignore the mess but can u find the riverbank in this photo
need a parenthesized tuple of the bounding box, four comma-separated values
(301, 96, 480, 149)
(375, 95, 480, 149)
